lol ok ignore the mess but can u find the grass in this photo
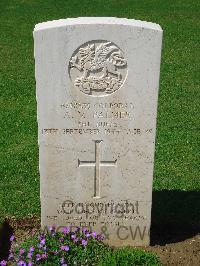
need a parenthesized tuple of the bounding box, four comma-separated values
(98, 248, 161, 266)
(0, 0, 199, 224)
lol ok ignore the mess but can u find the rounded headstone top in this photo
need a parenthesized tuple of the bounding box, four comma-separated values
(34, 17, 162, 33)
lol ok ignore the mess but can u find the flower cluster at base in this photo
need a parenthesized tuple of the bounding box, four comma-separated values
(1, 226, 105, 266)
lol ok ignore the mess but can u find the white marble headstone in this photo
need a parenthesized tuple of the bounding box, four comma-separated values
(34, 17, 163, 246)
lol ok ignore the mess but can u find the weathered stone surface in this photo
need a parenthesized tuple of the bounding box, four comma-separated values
(34, 17, 163, 246)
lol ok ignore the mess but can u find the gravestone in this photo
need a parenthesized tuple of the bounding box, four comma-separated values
(34, 17, 163, 246)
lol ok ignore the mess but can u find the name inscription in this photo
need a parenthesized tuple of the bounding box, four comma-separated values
(42, 101, 153, 136)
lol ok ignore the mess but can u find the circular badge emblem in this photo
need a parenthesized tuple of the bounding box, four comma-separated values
(69, 40, 127, 97)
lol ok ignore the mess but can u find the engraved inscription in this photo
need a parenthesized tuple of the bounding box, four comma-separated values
(42, 128, 146, 135)
(78, 140, 117, 198)
(69, 40, 127, 96)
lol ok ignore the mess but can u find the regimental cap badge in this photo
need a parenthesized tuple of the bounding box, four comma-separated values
(69, 40, 128, 97)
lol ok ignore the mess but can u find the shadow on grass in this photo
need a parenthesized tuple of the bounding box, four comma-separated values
(0, 219, 13, 261)
(151, 190, 200, 245)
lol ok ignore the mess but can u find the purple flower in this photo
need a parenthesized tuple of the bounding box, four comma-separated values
(29, 247, 34, 252)
(81, 239, 88, 247)
(28, 263, 33, 266)
(38, 244, 43, 249)
(27, 252, 33, 259)
(40, 238, 45, 245)
(49, 225, 56, 235)
(60, 245, 70, 251)
(85, 232, 90, 238)
(97, 234, 104, 240)
(48, 225, 54, 231)
(74, 226, 80, 232)
(8, 253, 14, 260)
(62, 227, 70, 234)
(38, 234, 44, 241)
(71, 234, 76, 239)
(17, 261, 26, 266)
(73, 237, 78, 243)
(0, 260, 7, 266)
(36, 254, 41, 261)
(59, 237, 64, 242)
(41, 253, 47, 259)
(71, 233, 78, 242)
(91, 231, 97, 237)
(19, 248, 25, 255)
(82, 227, 87, 233)
(10, 235, 15, 242)
(60, 257, 65, 264)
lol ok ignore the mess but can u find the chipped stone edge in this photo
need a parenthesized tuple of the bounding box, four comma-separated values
(33, 17, 162, 34)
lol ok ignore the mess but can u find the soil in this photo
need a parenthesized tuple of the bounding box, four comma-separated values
(0, 216, 199, 266)
(145, 235, 200, 266)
